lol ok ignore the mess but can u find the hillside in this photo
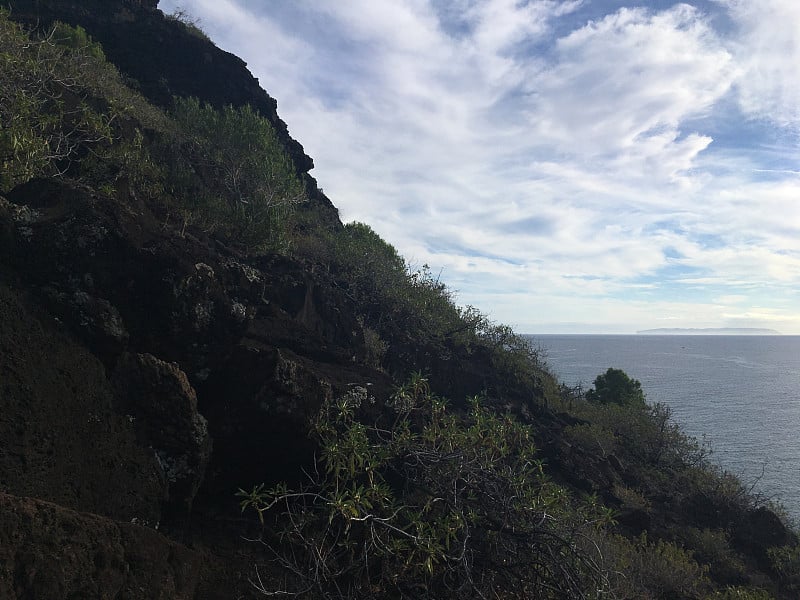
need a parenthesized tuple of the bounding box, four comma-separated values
(1, 1, 798, 598)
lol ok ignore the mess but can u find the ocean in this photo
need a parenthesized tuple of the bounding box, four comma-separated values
(528, 334, 800, 522)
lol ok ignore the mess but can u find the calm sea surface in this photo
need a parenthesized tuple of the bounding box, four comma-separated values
(528, 334, 800, 522)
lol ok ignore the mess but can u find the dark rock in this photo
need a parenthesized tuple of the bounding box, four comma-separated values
(41, 286, 130, 364)
(0, 284, 165, 524)
(197, 341, 392, 503)
(3, 178, 246, 370)
(112, 352, 212, 524)
(0, 492, 203, 599)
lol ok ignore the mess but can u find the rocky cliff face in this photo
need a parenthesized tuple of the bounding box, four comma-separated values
(0, 167, 393, 596)
(0, 3, 393, 594)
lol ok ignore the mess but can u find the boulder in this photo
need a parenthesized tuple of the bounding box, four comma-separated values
(112, 353, 212, 524)
(0, 492, 203, 600)
(0, 284, 165, 524)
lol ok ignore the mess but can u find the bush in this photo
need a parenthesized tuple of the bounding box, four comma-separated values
(50, 21, 105, 60)
(684, 528, 747, 584)
(768, 544, 800, 592)
(586, 367, 646, 407)
(172, 97, 305, 250)
(238, 375, 613, 598)
(604, 533, 711, 599)
(0, 12, 170, 194)
(0, 13, 113, 190)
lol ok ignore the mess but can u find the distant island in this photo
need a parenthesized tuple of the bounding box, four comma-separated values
(637, 328, 781, 335)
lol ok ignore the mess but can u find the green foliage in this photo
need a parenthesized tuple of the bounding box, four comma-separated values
(683, 528, 747, 584)
(0, 12, 169, 193)
(172, 97, 306, 250)
(570, 392, 704, 471)
(586, 367, 646, 407)
(332, 222, 464, 341)
(333, 222, 406, 308)
(0, 13, 108, 190)
(360, 319, 388, 370)
(613, 483, 651, 512)
(50, 22, 105, 60)
(330, 222, 552, 402)
(239, 376, 613, 598)
(768, 544, 800, 592)
(80, 128, 166, 201)
(605, 533, 711, 599)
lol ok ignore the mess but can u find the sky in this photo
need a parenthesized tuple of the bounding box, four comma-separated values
(158, 0, 800, 334)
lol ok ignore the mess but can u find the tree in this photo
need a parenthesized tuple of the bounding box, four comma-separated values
(586, 367, 646, 407)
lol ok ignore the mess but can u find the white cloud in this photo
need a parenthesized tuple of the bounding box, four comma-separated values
(526, 5, 736, 177)
(157, 0, 800, 333)
(719, 0, 800, 127)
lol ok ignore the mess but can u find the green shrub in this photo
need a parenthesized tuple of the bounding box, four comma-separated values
(586, 367, 646, 407)
(238, 375, 613, 598)
(0, 13, 109, 190)
(0, 12, 169, 193)
(51, 21, 105, 60)
(329, 224, 552, 401)
(172, 97, 305, 250)
(768, 544, 800, 592)
(605, 533, 711, 599)
(613, 483, 651, 512)
(565, 421, 618, 459)
(684, 528, 747, 583)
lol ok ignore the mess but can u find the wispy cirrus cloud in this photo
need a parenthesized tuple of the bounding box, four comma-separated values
(718, 0, 800, 127)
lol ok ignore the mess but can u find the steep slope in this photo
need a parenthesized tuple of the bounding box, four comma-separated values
(8, 0, 338, 226)
(1, 2, 798, 598)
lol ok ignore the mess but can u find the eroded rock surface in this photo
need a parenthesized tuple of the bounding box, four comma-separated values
(112, 353, 212, 523)
(0, 492, 203, 600)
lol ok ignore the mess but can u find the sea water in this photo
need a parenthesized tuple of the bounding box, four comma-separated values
(529, 334, 800, 522)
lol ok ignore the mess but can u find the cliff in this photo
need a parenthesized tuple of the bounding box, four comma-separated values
(1, 2, 798, 598)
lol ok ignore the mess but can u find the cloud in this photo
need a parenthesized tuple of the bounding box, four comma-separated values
(157, 0, 800, 333)
(718, 0, 800, 127)
(525, 5, 736, 179)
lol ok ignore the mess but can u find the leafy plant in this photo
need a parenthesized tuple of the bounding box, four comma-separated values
(605, 533, 711, 599)
(586, 367, 646, 407)
(0, 14, 113, 190)
(172, 97, 306, 250)
(239, 376, 613, 598)
(768, 544, 800, 592)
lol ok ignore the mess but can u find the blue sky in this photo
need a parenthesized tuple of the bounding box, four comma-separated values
(159, 0, 800, 333)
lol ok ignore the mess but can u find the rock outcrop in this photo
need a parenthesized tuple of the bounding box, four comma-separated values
(0, 492, 204, 600)
(0, 150, 390, 598)
(0, 283, 165, 525)
(112, 353, 211, 523)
